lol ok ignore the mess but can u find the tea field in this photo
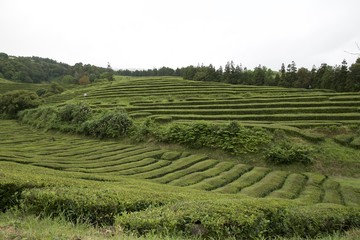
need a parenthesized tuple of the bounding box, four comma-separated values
(1, 76, 360, 239)
(56, 77, 360, 127)
(1, 120, 358, 206)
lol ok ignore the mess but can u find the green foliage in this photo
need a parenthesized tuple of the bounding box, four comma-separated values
(156, 121, 271, 154)
(82, 109, 133, 138)
(61, 74, 76, 84)
(18, 104, 133, 138)
(36, 88, 47, 97)
(59, 102, 92, 124)
(20, 187, 165, 226)
(266, 142, 312, 165)
(0, 90, 41, 117)
(18, 106, 58, 129)
(116, 200, 360, 239)
(0, 53, 112, 84)
(0, 184, 29, 212)
(50, 82, 64, 94)
(130, 118, 156, 142)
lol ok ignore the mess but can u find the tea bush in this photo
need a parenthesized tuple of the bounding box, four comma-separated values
(116, 200, 360, 239)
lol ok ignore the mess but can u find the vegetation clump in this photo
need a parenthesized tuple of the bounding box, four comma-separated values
(0, 90, 41, 117)
(58, 102, 92, 124)
(156, 121, 271, 154)
(266, 142, 312, 165)
(19, 103, 133, 138)
(82, 109, 133, 138)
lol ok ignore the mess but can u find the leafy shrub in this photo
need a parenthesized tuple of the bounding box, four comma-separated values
(116, 200, 360, 239)
(266, 142, 312, 164)
(0, 90, 41, 117)
(82, 109, 133, 138)
(59, 102, 92, 124)
(18, 106, 58, 129)
(49, 82, 64, 94)
(36, 88, 47, 97)
(155, 121, 271, 154)
(19, 186, 170, 226)
(0, 183, 32, 212)
(130, 118, 156, 142)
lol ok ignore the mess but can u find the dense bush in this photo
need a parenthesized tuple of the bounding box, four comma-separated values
(155, 121, 271, 154)
(20, 187, 166, 226)
(19, 104, 133, 138)
(0, 90, 41, 117)
(58, 102, 92, 124)
(82, 109, 133, 138)
(266, 142, 312, 164)
(0, 183, 32, 212)
(116, 200, 360, 239)
(18, 106, 58, 129)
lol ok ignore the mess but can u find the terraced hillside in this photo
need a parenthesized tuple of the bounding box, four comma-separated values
(0, 78, 49, 94)
(1, 120, 358, 207)
(54, 77, 360, 127)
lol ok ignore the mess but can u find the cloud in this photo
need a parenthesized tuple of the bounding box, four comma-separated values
(1, 0, 359, 70)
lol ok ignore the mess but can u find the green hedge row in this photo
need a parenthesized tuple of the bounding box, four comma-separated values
(169, 113, 360, 121)
(130, 106, 359, 116)
(128, 101, 360, 109)
(20, 187, 169, 226)
(131, 96, 330, 107)
(116, 199, 360, 239)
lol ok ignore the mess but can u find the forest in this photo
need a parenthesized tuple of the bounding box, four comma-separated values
(0, 52, 113, 84)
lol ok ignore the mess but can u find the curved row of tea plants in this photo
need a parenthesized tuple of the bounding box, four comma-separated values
(1, 120, 359, 207)
(52, 77, 360, 127)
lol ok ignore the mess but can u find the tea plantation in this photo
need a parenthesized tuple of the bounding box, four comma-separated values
(1, 76, 360, 239)
(67, 77, 360, 126)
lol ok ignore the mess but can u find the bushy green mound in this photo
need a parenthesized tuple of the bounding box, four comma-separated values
(1, 160, 359, 239)
(117, 200, 359, 239)
(0, 90, 41, 117)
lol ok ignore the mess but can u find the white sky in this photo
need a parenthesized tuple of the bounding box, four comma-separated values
(1, 0, 360, 70)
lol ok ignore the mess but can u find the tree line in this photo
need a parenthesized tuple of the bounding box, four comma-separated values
(1, 51, 359, 91)
(0, 52, 113, 85)
(117, 58, 360, 92)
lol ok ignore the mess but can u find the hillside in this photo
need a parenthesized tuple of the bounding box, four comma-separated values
(1, 76, 360, 239)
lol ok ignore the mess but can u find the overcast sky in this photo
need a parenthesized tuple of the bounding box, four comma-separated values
(1, 0, 360, 70)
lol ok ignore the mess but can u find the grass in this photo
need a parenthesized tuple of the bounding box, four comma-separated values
(1, 210, 359, 240)
(0, 211, 187, 240)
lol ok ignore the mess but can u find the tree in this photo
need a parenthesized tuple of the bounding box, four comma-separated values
(285, 61, 298, 87)
(333, 60, 348, 91)
(295, 67, 311, 88)
(253, 65, 265, 86)
(346, 58, 360, 91)
(79, 75, 90, 85)
(278, 63, 287, 87)
(0, 90, 41, 117)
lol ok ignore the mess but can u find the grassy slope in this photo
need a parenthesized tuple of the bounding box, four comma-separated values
(1, 119, 358, 206)
(1, 76, 360, 238)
